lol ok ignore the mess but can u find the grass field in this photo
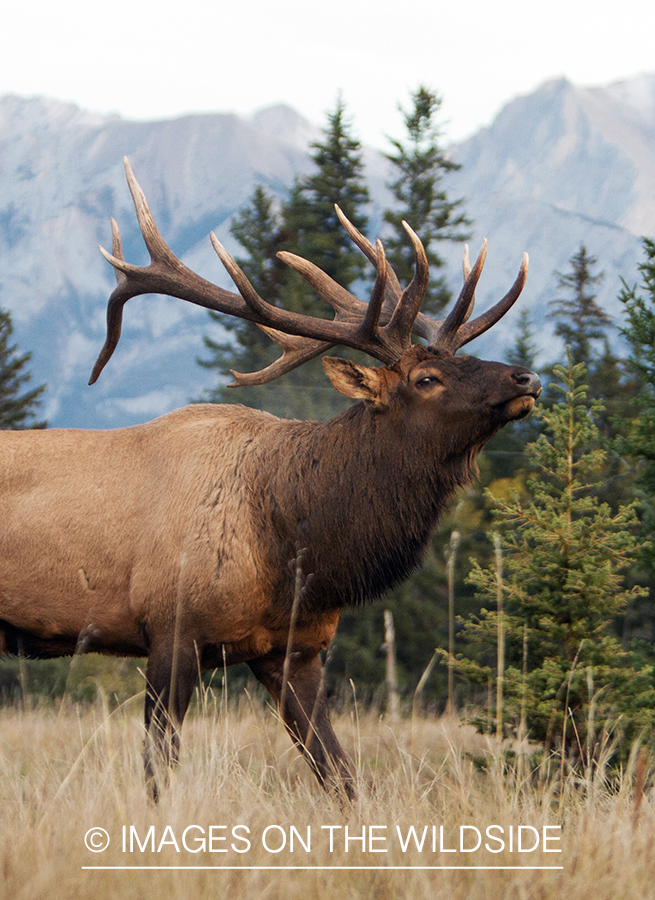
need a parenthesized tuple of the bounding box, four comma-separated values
(0, 685, 653, 900)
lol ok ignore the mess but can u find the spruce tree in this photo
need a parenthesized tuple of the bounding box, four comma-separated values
(0, 307, 46, 429)
(548, 243, 625, 443)
(549, 245, 609, 362)
(284, 96, 370, 289)
(618, 237, 655, 573)
(383, 86, 471, 314)
(507, 309, 539, 370)
(456, 355, 652, 755)
(198, 97, 371, 420)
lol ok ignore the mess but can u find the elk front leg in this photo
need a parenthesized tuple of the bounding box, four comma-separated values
(249, 650, 355, 801)
(143, 639, 198, 802)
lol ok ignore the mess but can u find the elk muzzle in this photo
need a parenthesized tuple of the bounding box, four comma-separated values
(499, 369, 542, 421)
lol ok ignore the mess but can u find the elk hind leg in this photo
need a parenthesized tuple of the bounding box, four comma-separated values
(249, 651, 355, 801)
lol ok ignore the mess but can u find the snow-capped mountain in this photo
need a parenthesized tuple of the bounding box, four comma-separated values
(441, 74, 655, 360)
(0, 98, 323, 427)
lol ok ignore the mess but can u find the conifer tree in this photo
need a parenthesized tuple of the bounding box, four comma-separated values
(0, 307, 46, 429)
(456, 354, 652, 754)
(549, 245, 609, 362)
(548, 243, 624, 440)
(198, 97, 370, 420)
(383, 86, 471, 314)
(618, 237, 655, 572)
(507, 309, 539, 370)
(284, 96, 370, 289)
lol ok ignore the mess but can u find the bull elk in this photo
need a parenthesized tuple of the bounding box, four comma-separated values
(0, 160, 540, 801)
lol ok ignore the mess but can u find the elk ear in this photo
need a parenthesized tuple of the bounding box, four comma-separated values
(322, 357, 393, 407)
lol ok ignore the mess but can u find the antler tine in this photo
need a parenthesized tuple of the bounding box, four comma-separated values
(334, 205, 402, 304)
(123, 159, 180, 267)
(99, 160, 187, 280)
(462, 244, 471, 281)
(334, 204, 376, 264)
(280, 214, 439, 356)
(224, 242, 385, 387)
(453, 252, 529, 350)
(386, 221, 430, 347)
(458, 244, 476, 327)
(431, 240, 488, 350)
(228, 327, 335, 387)
(226, 241, 388, 387)
(358, 240, 388, 340)
(89, 219, 128, 385)
(275, 250, 369, 321)
(210, 233, 281, 320)
(109, 218, 124, 285)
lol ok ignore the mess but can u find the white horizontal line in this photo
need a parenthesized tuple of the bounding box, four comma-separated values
(83, 865, 564, 871)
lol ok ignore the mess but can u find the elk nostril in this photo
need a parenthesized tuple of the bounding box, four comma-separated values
(512, 371, 541, 395)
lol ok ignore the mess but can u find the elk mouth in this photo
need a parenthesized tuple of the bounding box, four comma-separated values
(499, 394, 537, 421)
(494, 370, 541, 421)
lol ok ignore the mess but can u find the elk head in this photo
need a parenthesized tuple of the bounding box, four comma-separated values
(90, 158, 540, 425)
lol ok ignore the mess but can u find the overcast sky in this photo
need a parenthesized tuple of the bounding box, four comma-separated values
(1, 0, 653, 148)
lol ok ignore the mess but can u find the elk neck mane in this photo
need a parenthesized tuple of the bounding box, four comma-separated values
(253, 396, 480, 610)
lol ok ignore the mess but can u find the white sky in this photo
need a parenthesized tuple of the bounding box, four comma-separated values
(1, 0, 653, 148)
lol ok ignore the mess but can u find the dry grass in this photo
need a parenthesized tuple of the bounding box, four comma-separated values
(0, 686, 653, 899)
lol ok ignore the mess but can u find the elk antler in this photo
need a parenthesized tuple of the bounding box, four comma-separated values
(91, 159, 528, 386)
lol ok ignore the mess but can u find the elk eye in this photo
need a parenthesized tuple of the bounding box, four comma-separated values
(416, 375, 442, 388)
